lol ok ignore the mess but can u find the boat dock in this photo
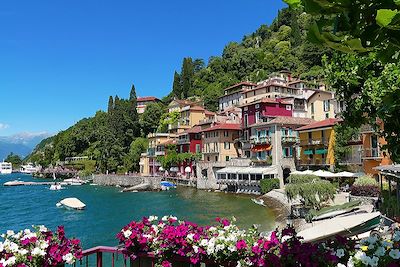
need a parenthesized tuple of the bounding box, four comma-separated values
(3, 181, 56, 186)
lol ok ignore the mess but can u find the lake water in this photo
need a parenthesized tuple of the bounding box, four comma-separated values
(0, 173, 276, 249)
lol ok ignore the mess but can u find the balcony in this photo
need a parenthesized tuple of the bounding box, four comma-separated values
(293, 104, 305, 111)
(177, 138, 190, 145)
(203, 149, 219, 154)
(281, 135, 299, 144)
(155, 151, 165, 156)
(250, 135, 271, 145)
(360, 124, 374, 133)
(362, 148, 381, 159)
(300, 138, 328, 146)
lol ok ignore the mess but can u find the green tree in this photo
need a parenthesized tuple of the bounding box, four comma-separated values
(125, 138, 148, 172)
(140, 103, 165, 136)
(180, 57, 195, 98)
(172, 71, 182, 98)
(157, 111, 180, 133)
(107, 96, 114, 113)
(5, 153, 22, 168)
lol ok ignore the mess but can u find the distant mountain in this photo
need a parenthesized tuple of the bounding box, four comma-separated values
(0, 132, 51, 160)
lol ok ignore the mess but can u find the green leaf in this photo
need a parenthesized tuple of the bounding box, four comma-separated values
(376, 9, 400, 28)
(395, 0, 400, 6)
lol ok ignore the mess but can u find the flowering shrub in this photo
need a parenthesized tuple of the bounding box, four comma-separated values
(350, 185, 380, 197)
(117, 216, 357, 266)
(0, 225, 82, 267)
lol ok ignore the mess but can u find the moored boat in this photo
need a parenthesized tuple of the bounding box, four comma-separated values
(298, 212, 382, 242)
(20, 163, 40, 174)
(57, 197, 86, 210)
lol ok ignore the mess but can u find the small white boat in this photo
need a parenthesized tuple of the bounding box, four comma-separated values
(57, 197, 86, 210)
(252, 198, 266, 207)
(50, 184, 63, 190)
(63, 178, 85, 185)
(20, 163, 40, 174)
(298, 212, 381, 242)
(3, 180, 23, 186)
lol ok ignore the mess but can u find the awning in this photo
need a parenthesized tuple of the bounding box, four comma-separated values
(303, 149, 313, 155)
(315, 148, 328, 154)
(216, 166, 278, 175)
(251, 145, 273, 152)
(313, 170, 336, 178)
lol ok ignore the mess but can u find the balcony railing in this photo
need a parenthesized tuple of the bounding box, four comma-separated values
(155, 151, 165, 156)
(250, 135, 271, 145)
(177, 138, 190, 145)
(362, 148, 381, 159)
(300, 138, 328, 146)
(281, 135, 299, 144)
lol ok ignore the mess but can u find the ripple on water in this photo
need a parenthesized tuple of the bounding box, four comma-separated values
(0, 173, 276, 248)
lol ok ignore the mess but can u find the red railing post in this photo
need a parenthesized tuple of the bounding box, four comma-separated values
(96, 251, 103, 267)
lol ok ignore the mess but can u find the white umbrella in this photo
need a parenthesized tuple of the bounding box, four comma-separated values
(302, 170, 315, 175)
(313, 170, 336, 178)
(335, 171, 357, 178)
(291, 170, 304, 175)
(184, 166, 191, 173)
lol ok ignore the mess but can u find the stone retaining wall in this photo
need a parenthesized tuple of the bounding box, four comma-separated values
(93, 175, 162, 190)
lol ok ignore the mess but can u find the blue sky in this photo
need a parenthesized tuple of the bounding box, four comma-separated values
(0, 0, 286, 136)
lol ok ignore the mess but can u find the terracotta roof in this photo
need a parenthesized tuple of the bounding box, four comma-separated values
(160, 139, 177, 146)
(189, 105, 205, 111)
(296, 118, 341, 131)
(264, 116, 315, 126)
(239, 97, 291, 107)
(205, 110, 216, 116)
(223, 81, 256, 92)
(179, 126, 202, 135)
(202, 123, 241, 132)
(169, 99, 196, 107)
(137, 96, 159, 102)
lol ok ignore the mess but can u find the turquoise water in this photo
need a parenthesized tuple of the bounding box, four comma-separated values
(0, 173, 275, 249)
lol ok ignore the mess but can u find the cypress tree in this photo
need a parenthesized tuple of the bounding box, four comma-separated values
(172, 71, 182, 98)
(180, 57, 194, 98)
(107, 96, 114, 113)
(129, 84, 138, 119)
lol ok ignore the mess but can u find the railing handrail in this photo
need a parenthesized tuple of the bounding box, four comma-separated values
(82, 246, 125, 256)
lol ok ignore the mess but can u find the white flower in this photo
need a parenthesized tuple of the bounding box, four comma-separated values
(39, 240, 49, 250)
(369, 256, 379, 267)
(123, 230, 132, 238)
(208, 227, 217, 232)
(148, 216, 158, 222)
(5, 256, 16, 266)
(374, 246, 385, 257)
(6, 230, 14, 237)
(215, 244, 225, 252)
(187, 233, 194, 241)
(347, 257, 355, 267)
(162, 216, 169, 221)
(228, 245, 237, 252)
(193, 245, 199, 253)
(0, 259, 5, 267)
(236, 261, 241, 267)
(23, 229, 31, 235)
(39, 225, 48, 232)
(389, 249, 400, 260)
(354, 251, 365, 260)
(393, 230, 400, 242)
(337, 264, 346, 267)
(62, 253, 75, 264)
(0, 242, 3, 252)
(170, 216, 177, 221)
(200, 239, 208, 247)
(9, 242, 19, 253)
(336, 248, 345, 258)
(19, 248, 28, 255)
(32, 247, 46, 256)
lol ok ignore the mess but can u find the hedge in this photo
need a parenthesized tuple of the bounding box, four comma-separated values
(260, 178, 280, 194)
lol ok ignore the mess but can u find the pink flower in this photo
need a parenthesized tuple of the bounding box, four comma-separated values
(236, 240, 247, 250)
(161, 260, 172, 267)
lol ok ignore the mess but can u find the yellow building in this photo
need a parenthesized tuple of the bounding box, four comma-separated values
(167, 99, 215, 134)
(297, 118, 338, 169)
(202, 123, 241, 162)
(139, 133, 177, 175)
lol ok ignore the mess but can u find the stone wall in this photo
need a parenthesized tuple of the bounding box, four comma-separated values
(93, 175, 162, 190)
